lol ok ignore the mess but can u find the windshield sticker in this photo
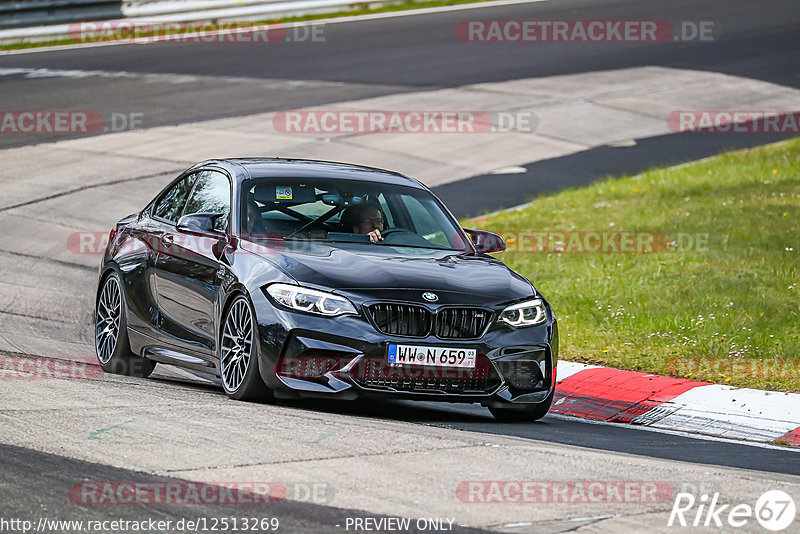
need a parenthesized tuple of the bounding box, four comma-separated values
(276, 186, 293, 200)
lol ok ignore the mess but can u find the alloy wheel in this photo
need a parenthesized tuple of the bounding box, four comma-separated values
(95, 275, 122, 364)
(220, 297, 254, 392)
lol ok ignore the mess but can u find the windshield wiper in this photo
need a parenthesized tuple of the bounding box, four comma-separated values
(373, 242, 458, 251)
(282, 236, 330, 242)
(281, 235, 363, 244)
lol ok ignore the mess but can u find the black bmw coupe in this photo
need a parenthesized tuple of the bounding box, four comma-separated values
(95, 158, 558, 421)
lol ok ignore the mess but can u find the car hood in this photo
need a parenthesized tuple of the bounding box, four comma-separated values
(255, 241, 534, 306)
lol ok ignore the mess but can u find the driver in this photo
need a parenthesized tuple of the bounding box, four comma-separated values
(341, 202, 385, 243)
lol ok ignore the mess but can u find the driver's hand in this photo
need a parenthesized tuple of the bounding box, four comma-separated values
(368, 229, 383, 243)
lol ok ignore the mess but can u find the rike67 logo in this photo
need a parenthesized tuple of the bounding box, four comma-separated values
(668, 490, 796, 531)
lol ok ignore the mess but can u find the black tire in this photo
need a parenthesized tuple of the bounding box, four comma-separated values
(489, 388, 554, 422)
(95, 271, 156, 378)
(219, 294, 271, 401)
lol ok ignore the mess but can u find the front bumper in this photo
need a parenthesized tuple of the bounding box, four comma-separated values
(251, 289, 558, 408)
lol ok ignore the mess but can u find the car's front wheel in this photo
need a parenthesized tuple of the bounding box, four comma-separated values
(219, 294, 270, 401)
(95, 271, 156, 378)
(488, 388, 554, 422)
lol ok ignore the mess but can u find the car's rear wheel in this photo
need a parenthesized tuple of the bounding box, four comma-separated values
(220, 294, 270, 401)
(488, 388, 554, 422)
(95, 271, 156, 378)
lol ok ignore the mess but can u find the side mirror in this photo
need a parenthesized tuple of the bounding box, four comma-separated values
(463, 228, 506, 254)
(177, 212, 226, 236)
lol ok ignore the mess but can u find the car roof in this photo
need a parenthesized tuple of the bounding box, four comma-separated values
(196, 158, 427, 189)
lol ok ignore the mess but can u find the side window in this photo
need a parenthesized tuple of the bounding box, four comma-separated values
(181, 170, 231, 231)
(153, 173, 197, 223)
(402, 194, 450, 247)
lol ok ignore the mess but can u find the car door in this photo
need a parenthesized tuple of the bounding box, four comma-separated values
(153, 169, 232, 359)
(122, 171, 198, 338)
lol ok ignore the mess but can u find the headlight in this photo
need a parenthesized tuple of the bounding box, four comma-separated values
(499, 299, 547, 327)
(265, 283, 358, 317)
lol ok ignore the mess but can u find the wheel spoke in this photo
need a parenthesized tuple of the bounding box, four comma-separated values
(100, 335, 111, 360)
(237, 358, 246, 383)
(221, 337, 234, 349)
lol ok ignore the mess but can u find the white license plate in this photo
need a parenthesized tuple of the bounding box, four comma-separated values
(387, 344, 476, 368)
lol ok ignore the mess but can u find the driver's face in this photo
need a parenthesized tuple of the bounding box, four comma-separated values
(356, 208, 384, 234)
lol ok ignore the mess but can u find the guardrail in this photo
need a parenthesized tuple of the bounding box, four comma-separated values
(0, 0, 386, 42)
(0, 0, 122, 29)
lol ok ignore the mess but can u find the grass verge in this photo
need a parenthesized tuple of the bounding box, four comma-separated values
(469, 138, 800, 392)
(0, 0, 492, 51)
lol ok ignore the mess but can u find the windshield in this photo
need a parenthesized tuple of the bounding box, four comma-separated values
(240, 178, 470, 252)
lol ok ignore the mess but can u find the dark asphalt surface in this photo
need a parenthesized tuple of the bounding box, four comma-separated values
(0, 0, 798, 148)
(153, 375, 800, 477)
(436, 129, 798, 217)
(2, 0, 799, 85)
(1, 400, 798, 534)
(151, 374, 800, 476)
(274, 397, 800, 477)
(0, 442, 489, 533)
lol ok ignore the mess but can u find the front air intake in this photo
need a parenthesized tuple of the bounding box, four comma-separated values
(366, 303, 432, 337)
(366, 303, 492, 340)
